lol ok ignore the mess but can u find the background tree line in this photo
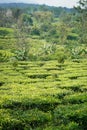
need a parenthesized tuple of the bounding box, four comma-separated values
(0, 0, 87, 62)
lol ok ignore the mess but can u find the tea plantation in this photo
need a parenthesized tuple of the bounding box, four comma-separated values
(0, 1, 87, 129)
(0, 59, 87, 130)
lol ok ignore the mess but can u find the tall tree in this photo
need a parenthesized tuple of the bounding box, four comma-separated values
(75, 0, 87, 44)
(14, 14, 30, 61)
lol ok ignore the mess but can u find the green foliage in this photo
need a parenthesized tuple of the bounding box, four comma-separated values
(0, 109, 51, 130)
(0, 29, 9, 37)
(14, 50, 29, 61)
(0, 3, 87, 130)
(12, 8, 22, 20)
(33, 11, 53, 23)
(0, 59, 87, 129)
(53, 103, 87, 129)
(11, 57, 18, 68)
(66, 43, 87, 59)
(21, 14, 33, 26)
(57, 51, 67, 63)
(31, 26, 40, 35)
(13, 22, 30, 61)
(0, 50, 14, 62)
(0, 27, 14, 38)
(51, 47, 67, 63)
(0, 4, 87, 61)
(64, 93, 87, 104)
(66, 122, 81, 130)
(75, 0, 87, 44)
(67, 33, 78, 40)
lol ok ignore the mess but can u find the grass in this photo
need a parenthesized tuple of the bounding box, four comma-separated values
(0, 59, 87, 129)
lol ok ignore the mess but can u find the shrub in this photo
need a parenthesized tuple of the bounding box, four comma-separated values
(53, 103, 87, 129)
(0, 109, 52, 130)
(0, 50, 14, 62)
(51, 47, 67, 63)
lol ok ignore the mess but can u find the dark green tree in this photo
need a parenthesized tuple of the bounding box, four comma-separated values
(75, 0, 87, 44)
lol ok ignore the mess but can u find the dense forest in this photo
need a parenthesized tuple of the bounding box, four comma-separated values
(0, 0, 87, 130)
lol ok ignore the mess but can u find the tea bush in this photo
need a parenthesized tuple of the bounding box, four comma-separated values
(0, 59, 87, 129)
(0, 50, 14, 62)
